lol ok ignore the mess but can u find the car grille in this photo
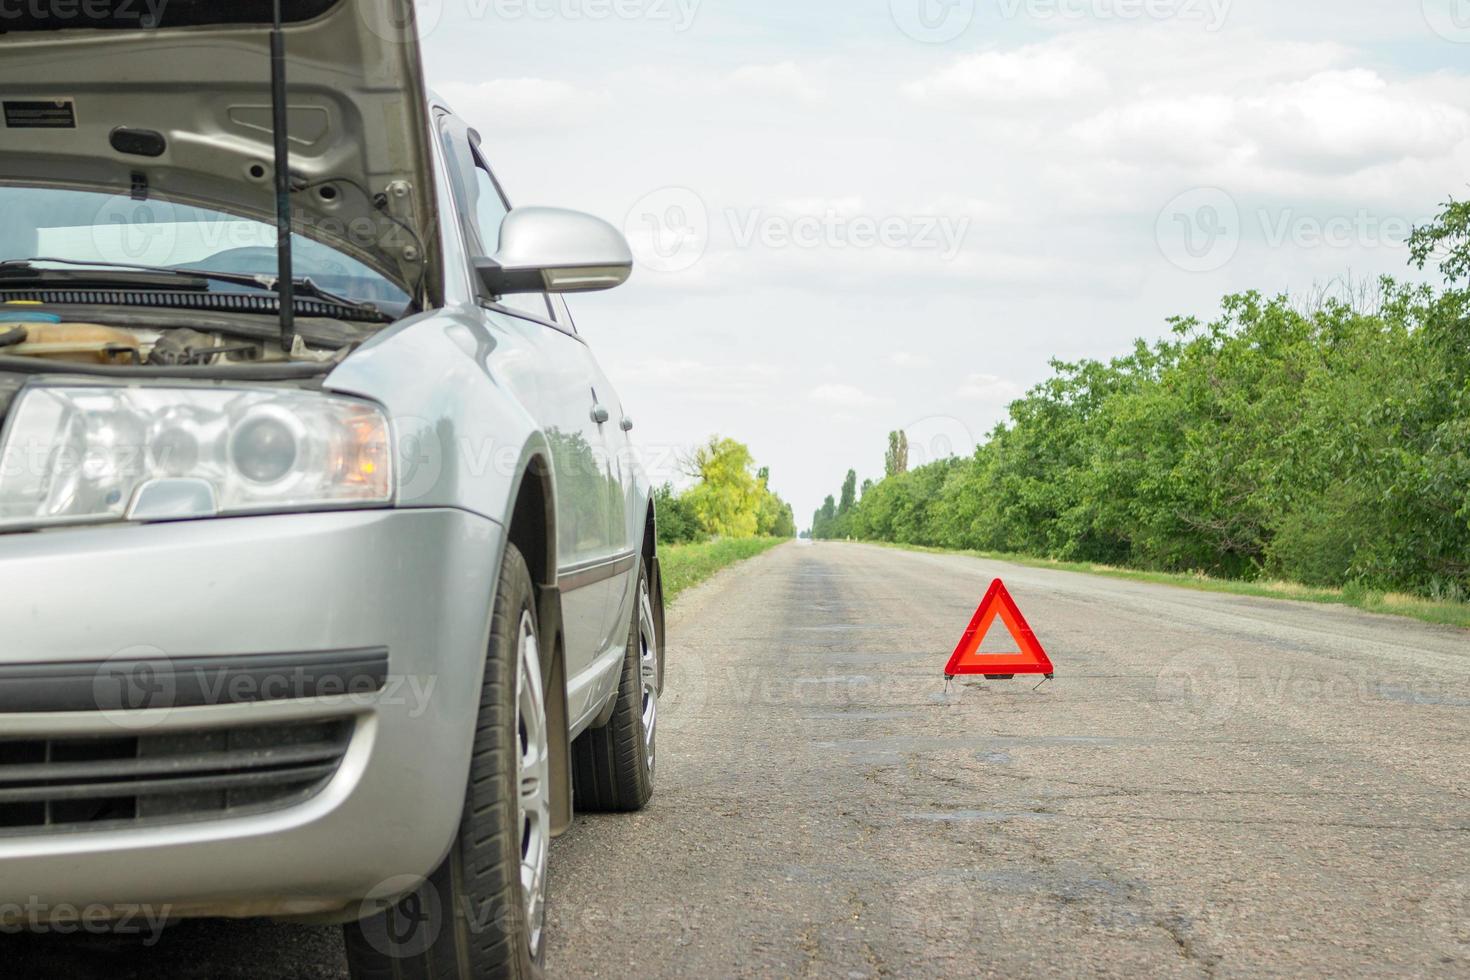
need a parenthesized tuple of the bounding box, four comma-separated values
(0, 719, 352, 834)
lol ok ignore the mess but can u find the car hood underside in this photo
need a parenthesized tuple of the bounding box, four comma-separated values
(0, 0, 440, 303)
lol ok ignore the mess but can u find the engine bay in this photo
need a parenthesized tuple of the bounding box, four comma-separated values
(0, 309, 372, 368)
(0, 303, 383, 373)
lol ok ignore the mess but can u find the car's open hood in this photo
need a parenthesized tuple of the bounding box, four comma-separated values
(0, 0, 439, 303)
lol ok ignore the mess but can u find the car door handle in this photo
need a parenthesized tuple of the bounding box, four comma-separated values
(590, 404, 610, 425)
(620, 416, 634, 432)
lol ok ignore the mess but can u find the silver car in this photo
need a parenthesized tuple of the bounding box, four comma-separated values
(0, 2, 663, 975)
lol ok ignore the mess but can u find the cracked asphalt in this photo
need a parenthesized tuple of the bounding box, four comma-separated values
(544, 541, 1470, 977)
(14, 540, 1470, 977)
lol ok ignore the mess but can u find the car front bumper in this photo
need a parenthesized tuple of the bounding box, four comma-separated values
(0, 507, 502, 923)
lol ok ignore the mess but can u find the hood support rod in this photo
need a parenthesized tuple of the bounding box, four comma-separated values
(270, 0, 296, 351)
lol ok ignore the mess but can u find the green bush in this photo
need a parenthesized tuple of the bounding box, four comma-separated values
(653, 483, 702, 546)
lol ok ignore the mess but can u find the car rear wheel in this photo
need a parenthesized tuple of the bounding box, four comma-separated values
(343, 542, 549, 979)
(570, 559, 657, 811)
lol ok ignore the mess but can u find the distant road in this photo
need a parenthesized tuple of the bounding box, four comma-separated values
(17, 541, 1470, 976)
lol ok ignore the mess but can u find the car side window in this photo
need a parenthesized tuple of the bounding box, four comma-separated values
(466, 152, 508, 258)
(467, 153, 554, 322)
(437, 118, 552, 321)
(550, 295, 578, 334)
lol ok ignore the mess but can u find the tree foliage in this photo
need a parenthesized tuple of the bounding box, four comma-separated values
(811, 495, 838, 539)
(683, 437, 763, 538)
(1411, 194, 1470, 286)
(885, 430, 909, 478)
(814, 198, 1470, 600)
(658, 437, 795, 545)
(838, 469, 858, 515)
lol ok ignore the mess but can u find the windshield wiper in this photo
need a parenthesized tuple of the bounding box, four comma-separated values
(0, 258, 390, 322)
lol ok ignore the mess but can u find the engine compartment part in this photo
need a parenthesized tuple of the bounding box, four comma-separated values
(0, 306, 366, 382)
(0, 301, 380, 350)
(2, 321, 141, 364)
(147, 328, 261, 367)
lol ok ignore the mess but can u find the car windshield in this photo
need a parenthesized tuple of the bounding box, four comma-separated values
(0, 185, 410, 311)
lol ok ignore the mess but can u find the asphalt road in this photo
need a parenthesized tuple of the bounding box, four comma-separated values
(14, 541, 1470, 977)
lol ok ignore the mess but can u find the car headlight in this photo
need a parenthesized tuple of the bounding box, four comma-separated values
(0, 385, 392, 528)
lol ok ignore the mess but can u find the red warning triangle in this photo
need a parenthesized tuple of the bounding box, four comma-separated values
(944, 579, 1054, 678)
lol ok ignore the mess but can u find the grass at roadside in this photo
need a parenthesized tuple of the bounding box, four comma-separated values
(660, 537, 788, 603)
(866, 541, 1470, 630)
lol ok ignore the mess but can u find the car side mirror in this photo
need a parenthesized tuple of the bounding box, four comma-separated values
(475, 206, 633, 296)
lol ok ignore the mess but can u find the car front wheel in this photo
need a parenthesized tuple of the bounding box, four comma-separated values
(344, 541, 549, 979)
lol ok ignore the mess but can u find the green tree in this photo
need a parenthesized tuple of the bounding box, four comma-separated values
(1410, 195, 1470, 285)
(812, 496, 838, 539)
(838, 469, 857, 515)
(771, 502, 797, 539)
(885, 430, 908, 477)
(683, 437, 763, 539)
(754, 465, 798, 539)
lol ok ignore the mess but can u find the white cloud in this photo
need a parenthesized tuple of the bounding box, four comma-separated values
(774, 196, 865, 215)
(1071, 68, 1470, 174)
(1243, 70, 1470, 169)
(609, 357, 784, 405)
(889, 351, 933, 368)
(1070, 94, 1244, 167)
(903, 42, 1110, 103)
(956, 374, 1024, 402)
(730, 61, 826, 105)
(809, 384, 892, 408)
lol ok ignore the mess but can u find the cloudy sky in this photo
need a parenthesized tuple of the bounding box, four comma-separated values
(416, 0, 1470, 524)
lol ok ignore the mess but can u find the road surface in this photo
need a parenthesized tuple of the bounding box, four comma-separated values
(14, 541, 1470, 976)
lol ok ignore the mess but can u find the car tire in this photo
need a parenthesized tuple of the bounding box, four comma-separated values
(570, 558, 658, 812)
(343, 542, 550, 979)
